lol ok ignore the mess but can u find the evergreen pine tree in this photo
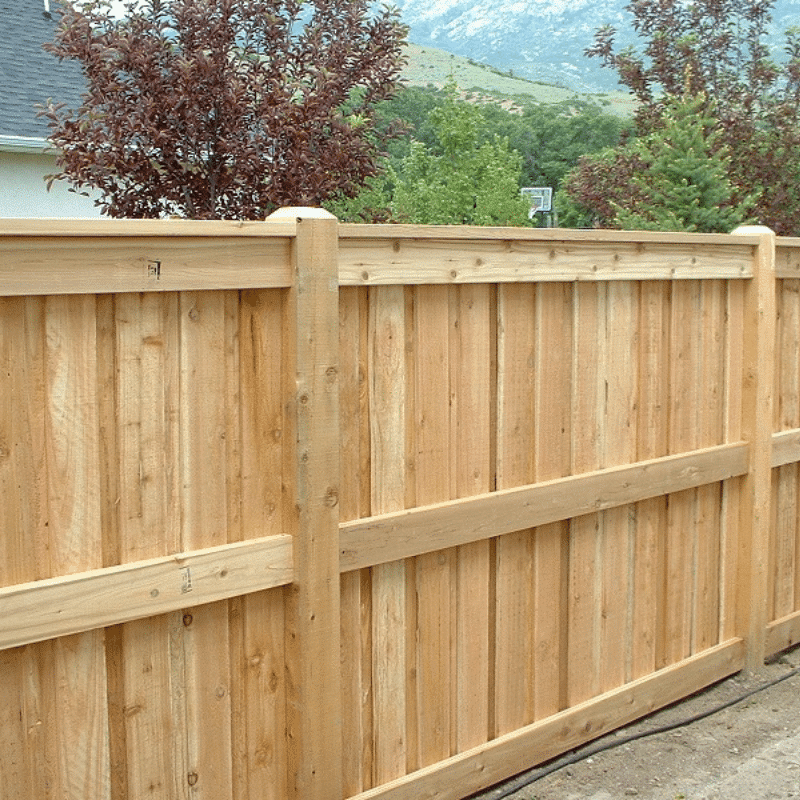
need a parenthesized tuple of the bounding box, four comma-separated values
(614, 95, 754, 233)
(611, 94, 758, 232)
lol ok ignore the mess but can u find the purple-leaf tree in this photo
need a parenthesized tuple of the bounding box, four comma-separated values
(564, 0, 800, 235)
(43, 0, 407, 219)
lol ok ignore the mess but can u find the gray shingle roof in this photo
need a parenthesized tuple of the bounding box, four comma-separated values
(0, 0, 86, 140)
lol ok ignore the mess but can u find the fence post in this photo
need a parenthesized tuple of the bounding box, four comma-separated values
(268, 207, 342, 798)
(734, 225, 776, 673)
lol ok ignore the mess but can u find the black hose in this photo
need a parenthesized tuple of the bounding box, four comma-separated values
(475, 661, 800, 800)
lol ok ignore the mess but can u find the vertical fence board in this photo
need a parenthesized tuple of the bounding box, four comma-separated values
(568, 283, 603, 705)
(0, 300, 40, 800)
(0, 297, 53, 799)
(95, 294, 129, 800)
(368, 284, 408, 786)
(720, 280, 745, 643)
(693, 281, 725, 653)
(633, 282, 669, 678)
(232, 588, 287, 800)
(494, 284, 536, 734)
(788, 278, 800, 624)
(340, 286, 373, 796)
(116, 293, 181, 561)
(411, 285, 453, 767)
(44, 296, 110, 800)
(179, 291, 234, 800)
(112, 292, 182, 800)
(451, 284, 492, 750)
(0, 298, 44, 586)
(0, 649, 27, 800)
(235, 288, 288, 800)
(600, 281, 637, 691)
(736, 227, 776, 670)
(532, 282, 572, 718)
(664, 281, 701, 664)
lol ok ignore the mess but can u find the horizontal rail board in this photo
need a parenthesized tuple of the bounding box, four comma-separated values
(3, 443, 749, 647)
(351, 639, 745, 800)
(765, 610, 800, 657)
(0, 236, 293, 295)
(0, 219, 298, 237)
(340, 443, 749, 571)
(338, 237, 753, 285)
(772, 427, 800, 468)
(340, 223, 758, 246)
(0, 534, 293, 651)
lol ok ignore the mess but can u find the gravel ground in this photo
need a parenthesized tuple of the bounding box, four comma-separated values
(471, 643, 800, 800)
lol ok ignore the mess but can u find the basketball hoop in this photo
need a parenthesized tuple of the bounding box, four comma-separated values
(521, 187, 552, 213)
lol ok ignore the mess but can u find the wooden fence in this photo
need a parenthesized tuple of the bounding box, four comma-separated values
(1, 210, 799, 800)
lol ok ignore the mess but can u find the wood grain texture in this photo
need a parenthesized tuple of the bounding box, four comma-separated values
(452, 284, 492, 749)
(0, 536, 293, 650)
(734, 226, 776, 671)
(494, 283, 536, 735)
(44, 296, 111, 799)
(775, 239, 800, 278)
(411, 285, 453, 768)
(633, 282, 669, 679)
(2, 220, 793, 800)
(347, 639, 745, 800)
(277, 209, 343, 800)
(178, 290, 235, 800)
(568, 283, 603, 705)
(664, 280, 701, 665)
(531, 283, 572, 718)
(340, 444, 749, 572)
(339, 286, 374, 796)
(338, 237, 753, 285)
(0, 238, 292, 295)
(771, 280, 800, 624)
(599, 281, 638, 691)
(368, 284, 409, 786)
(766, 608, 800, 656)
(720, 280, 746, 644)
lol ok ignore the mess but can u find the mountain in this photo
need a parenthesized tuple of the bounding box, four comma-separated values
(394, 0, 800, 92)
(401, 43, 641, 115)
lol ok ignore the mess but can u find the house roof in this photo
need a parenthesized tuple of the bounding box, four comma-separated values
(0, 0, 86, 144)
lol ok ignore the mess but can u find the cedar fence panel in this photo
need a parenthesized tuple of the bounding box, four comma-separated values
(0, 216, 797, 800)
(767, 237, 800, 655)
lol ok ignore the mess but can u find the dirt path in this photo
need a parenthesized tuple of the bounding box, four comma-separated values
(472, 643, 800, 800)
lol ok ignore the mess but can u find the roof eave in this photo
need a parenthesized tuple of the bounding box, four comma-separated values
(0, 135, 57, 154)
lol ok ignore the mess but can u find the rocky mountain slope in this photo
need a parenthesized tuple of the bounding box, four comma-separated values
(394, 0, 800, 91)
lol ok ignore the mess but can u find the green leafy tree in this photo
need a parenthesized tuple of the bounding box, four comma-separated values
(480, 99, 632, 190)
(330, 85, 632, 224)
(43, 0, 407, 219)
(576, 0, 800, 234)
(389, 85, 531, 225)
(324, 172, 394, 222)
(610, 94, 758, 231)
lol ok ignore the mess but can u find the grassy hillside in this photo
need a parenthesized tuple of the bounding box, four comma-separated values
(402, 42, 637, 116)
